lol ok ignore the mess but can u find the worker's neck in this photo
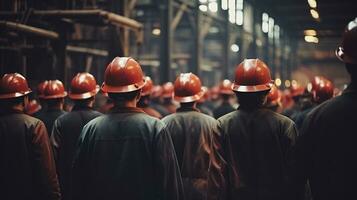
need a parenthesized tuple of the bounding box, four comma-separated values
(114, 100, 137, 108)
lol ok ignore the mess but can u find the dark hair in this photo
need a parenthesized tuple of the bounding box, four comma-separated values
(108, 90, 140, 102)
(0, 96, 25, 108)
(235, 90, 269, 109)
(73, 96, 94, 107)
(180, 101, 196, 108)
(45, 98, 64, 108)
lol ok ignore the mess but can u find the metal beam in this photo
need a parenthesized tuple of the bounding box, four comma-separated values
(0, 20, 59, 39)
(171, 3, 187, 31)
(66, 45, 109, 57)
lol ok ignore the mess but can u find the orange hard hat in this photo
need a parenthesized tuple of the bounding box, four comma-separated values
(266, 85, 282, 105)
(219, 79, 234, 95)
(69, 72, 99, 100)
(25, 99, 42, 115)
(37, 80, 49, 99)
(101, 57, 146, 94)
(173, 73, 204, 103)
(232, 59, 273, 92)
(141, 76, 154, 96)
(336, 18, 357, 64)
(42, 80, 67, 99)
(162, 82, 174, 98)
(0, 73, 31, 99)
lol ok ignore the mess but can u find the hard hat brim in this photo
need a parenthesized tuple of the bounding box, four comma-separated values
(101, 79, 146, 94)
(174, 89, 205, 103)
(69, 85, 100, 100)
(40, 92, 68, 99)
(0, 90, 31, 99)
(232, 82, 273, 93)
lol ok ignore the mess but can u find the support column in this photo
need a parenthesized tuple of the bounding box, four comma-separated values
(192, 1, 201, 76)
(222, 9, 229, 79)
(159, 0, 173, 83)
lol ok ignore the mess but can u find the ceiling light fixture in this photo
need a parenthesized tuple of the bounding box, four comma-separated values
(310, 9, 319, 19)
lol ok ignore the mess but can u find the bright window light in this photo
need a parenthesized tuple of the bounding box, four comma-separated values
(222, 0, 228, 10)
(308, 0, 317, 8)
(236, 0, 243, 10)
(275, 78, 282, 87)
(208, 2, 218, 13)
(228, 0, 236, 23)
(304, 29, 317, 36)
(310, 9, 319, 19)
(304, 35, 319, 43)
(199, 0, 208, 3)
(152, 28, 161, 36)
(285, 80, 291, 88)
(199, 5, 208, 12)
(268, 17, 274, 38)
(236, 10, 243, 25)
(262, 13, 269, 33)
(231, 44, 240, 52)
(274, 25, 280, 39)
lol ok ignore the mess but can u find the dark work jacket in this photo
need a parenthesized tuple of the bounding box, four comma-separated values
(51, 106, 102, 200)
(150, 101, 170, 117)
(162, 107, 226, 200)
(213, 101, 235, 119)
(35, 108, 67, 137)
(218, 107, 298, 200)
(294, 84, 357, 200)
(0, 109, 61, 200)
(197, 104, 214, 117)
(71, 106, 184, 200)
(291, 106, 315, 133)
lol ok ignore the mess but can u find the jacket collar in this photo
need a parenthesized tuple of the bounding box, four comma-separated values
(176, 106, 201, 113)
(0, 107, 24, 116)
(72, 105, 93, 111)
(109, 106, 145, 114)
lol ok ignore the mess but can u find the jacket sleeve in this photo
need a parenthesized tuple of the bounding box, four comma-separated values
(207, 123, 227, 200)
(50, 119, 62, 167)
(153, 127, 185, 200)
(32, 120, 61, 200)
(71, 125, 91, 200)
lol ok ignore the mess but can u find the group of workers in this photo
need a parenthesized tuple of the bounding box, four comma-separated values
(0, 20, 356, 200)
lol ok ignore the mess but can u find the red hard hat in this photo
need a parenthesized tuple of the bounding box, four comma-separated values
(162, 82, 174, 98)
(0, 73, 31, 99)
(69, 72, 99, 100)
(152, 85, 163, 98)
(101, 57, 146, 93)
(312, 77, 334, 103)
(42, 80, 67, 99)
(219, 79, 234, 95)
(198, 86, 209, 103)
(141, 76, 154, 96)
(336, 18, 357, 64)
(233, 59, 273, 92)
(174, 73, 204, 103)
(37, 81, 49, 99)
(290, 84, 305, 97)
(267, 85, 282, 105)
(25, 99, 42, 115)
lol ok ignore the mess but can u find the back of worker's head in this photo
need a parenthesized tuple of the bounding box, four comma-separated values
(101, 57, 146, 106)
(336, 18, 357, 82)
(0, 73, 31, 110)
(232, 59, 273, 110)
